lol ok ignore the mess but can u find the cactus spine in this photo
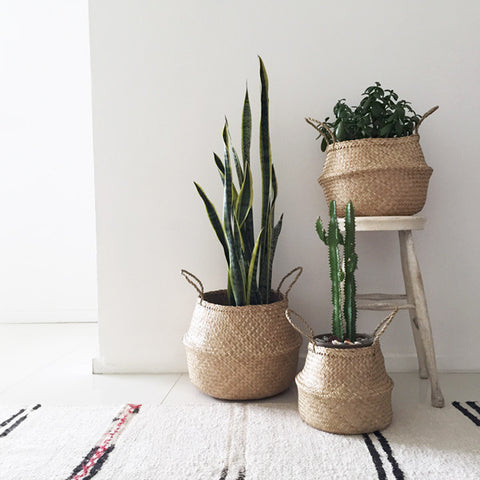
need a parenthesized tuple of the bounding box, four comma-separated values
(316, 200, 357, 341)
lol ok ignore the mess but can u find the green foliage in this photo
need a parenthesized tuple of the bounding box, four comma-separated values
(194, 57, 282, 306)
(309, 82, 422, 151)
(316, 200, 357, 341)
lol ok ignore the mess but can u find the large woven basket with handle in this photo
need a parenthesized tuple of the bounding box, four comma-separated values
(286, 308, 398, 434)
(309, 106, 438, 217)
(182, 268, 303, 400)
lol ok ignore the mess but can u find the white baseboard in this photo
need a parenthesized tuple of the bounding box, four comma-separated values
(0, 309, 97, 324)
(92, 357, 185, 374)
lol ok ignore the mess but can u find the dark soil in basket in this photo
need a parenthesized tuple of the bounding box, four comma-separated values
(314, 333, 374, 349)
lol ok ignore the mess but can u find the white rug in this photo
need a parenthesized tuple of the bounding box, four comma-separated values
(0, 401, 479, 479)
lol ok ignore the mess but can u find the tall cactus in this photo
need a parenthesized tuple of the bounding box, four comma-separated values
(316, 200, 357, 341)
(343, 202, 357, 341)
(194, 57, 282, 306)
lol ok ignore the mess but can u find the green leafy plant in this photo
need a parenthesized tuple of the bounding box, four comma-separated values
(316, 200, 357, 341)
(194, 57, 282, 306)
(307, 82, 422, 151)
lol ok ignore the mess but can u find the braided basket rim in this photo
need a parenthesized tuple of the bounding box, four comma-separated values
(194, 289, 286, 313)
(325, 134, 420, 152)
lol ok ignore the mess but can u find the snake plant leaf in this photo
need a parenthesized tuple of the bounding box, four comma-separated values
(215, 151, 239, 203)
(194, 182, 229, 264)
(271, 164, 278, 204)
(235, 162, 253, 228)
(268, 213, 283, 284)
(259, 205, 273, 304)
(258, 56, 273, 303)
(259, 56, 272, 229)
(233, 215, 245, 255)
(214, 152, 225, 183)
(227, 272, 234, 305)
(241, 209, 255, 263)
(246, 227, 264, 304)
(233, 216, 247, 301)
(223, 129, 245, 306)
(242, 87, 251, 169)
(232, 146, 244, 187)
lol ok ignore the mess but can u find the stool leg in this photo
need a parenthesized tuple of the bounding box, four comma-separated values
(398, 232, 429, 379)
(399, 230, 445, 408)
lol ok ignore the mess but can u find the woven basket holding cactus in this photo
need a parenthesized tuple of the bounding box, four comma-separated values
(286, 200, 398, 434)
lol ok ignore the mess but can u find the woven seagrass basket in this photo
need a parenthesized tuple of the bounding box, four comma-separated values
(182, 268, 303, 400)
(287, 309, 398, 434)
(310, 106, 438, 217)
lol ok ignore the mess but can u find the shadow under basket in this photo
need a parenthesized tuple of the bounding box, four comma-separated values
(182, 269, 303, 400)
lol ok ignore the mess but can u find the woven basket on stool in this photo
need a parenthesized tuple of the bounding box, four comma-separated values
(182, 268, 302, 400)
(311, 106, 437, 217)
(287, 309, 397, 434)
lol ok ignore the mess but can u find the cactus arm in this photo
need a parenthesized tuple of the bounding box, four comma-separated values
(315, 217, 328, 245)
(343, 201, 357, 341)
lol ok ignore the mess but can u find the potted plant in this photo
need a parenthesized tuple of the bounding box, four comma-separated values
(182, 57, 302, 400)
(286, 200, 398, 434)
(306, 83, 438, 216)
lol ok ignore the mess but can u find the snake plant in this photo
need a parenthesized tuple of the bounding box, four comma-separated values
(194, 57, 282, 306)
(316, 200, 357, 341)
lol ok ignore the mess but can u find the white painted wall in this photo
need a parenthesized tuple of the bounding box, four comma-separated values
(90, 0, 480, 373)
(0, 2, 97, 323)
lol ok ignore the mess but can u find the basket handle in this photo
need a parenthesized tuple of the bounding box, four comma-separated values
(415, 105, 439, 135)
(181, 269, 204, 302)
(285, 308, 315, 344)
(305, 117, 336, 145)
(277, 266, 303, 300)
(373, 307, 399, 343)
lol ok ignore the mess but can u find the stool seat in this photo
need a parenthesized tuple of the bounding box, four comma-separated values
(338, 215, 444, 408)
(339, 215, 426, 232)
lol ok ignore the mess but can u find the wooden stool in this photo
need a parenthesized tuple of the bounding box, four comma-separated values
(340, 216, 445, 408)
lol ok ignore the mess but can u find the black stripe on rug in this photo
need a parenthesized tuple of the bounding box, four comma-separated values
(236, 466, 246, 480)
(362, 433, 386, 480)
(0, 404, 41, 438)
(0, 408, 25, 428)
(65, 404, 141, 480)
(466, 401, 480, 417)
(452, 401, 480, 426)
(374, 431, 405, 480)
(218, 467, 228, 480)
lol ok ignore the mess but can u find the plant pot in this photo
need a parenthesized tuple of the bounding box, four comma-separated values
(287, 309, 397, 434)
(315, 107, 437, 217)
(182, 268, 303, 400)
(319, 134, 432, 217)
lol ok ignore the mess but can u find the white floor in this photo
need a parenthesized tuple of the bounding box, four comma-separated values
(0, 323, 479, 408)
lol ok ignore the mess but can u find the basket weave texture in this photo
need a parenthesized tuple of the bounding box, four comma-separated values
(184, 290, 302, 400)
(319, 135, 433, 217)
(296, 339, 393, 434)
